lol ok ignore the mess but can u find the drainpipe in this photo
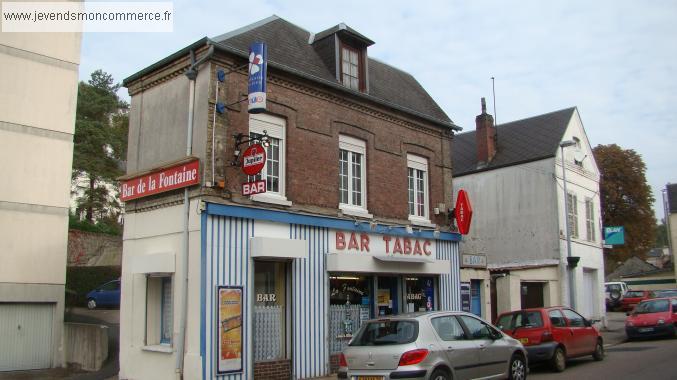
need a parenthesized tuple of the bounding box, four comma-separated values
(176, 43, 214, 380)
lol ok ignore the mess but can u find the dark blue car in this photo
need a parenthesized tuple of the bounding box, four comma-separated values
(86, 279, 121, 309)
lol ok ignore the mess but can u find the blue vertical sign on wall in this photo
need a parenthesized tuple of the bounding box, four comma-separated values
(248, 42, 267, 114)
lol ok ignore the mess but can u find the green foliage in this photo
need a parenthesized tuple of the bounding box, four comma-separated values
(73, 69, 128, 223)
(655, 222, 668, 247)
(65, 266, 121, 307)
(68, 213, 121, 236)
(593, 144, 656, 268)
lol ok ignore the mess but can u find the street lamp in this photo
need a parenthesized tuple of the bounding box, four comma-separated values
(560, 140, 579, 309)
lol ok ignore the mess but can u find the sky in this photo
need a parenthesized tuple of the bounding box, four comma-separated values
(79, 0, 677, 220)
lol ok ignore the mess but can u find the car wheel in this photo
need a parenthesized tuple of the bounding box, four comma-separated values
(87, 298, 97, 310)
(430, 368, 450, 380)
(550, 346, 566, 372)
(593, 339, 604, 361)
(509, 354, 527, 380)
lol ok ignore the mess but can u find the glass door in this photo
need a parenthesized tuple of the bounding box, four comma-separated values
(376, 276, 398, 316)
(253, 261, 287, 361)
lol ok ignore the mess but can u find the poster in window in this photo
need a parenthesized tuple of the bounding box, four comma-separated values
(217, 286, 243, 374)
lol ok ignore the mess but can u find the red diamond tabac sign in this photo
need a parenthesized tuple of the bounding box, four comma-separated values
(454, 189, 473, 235)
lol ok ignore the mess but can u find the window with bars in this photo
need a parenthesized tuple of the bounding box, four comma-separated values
(585, 198, 595, 242)
(408, 154, 429, 222)
(567, 193, 579, 238)
(341, 45, 360, 91)
(339, 135, 367, 215)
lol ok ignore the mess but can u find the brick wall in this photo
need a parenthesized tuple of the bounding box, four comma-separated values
(211, 58, 454, 226)
(253, 359, 291, 379)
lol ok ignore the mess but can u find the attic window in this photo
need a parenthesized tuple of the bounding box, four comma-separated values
(340, 44, 362, 91)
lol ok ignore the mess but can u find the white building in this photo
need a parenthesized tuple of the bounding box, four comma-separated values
(0, 32, 81, 370)
(452, 100, 605, 321)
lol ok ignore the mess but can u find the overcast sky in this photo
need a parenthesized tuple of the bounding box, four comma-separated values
(79, 0, 677, 220)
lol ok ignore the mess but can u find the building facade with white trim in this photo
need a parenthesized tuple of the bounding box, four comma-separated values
(120, 17, 462, 380)
(452, 101, 605, 322)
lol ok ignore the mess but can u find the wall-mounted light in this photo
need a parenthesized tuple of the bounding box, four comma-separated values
(405, 225, 413, 234)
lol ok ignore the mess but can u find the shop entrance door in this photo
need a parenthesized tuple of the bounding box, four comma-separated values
(376, 276, 398, 316)
(470, 280, 482, 317)
(253, 261, 288, 362)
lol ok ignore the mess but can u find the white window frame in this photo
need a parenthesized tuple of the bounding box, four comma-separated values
(585, 198, 595, 242)
(407, 154, 432, 226)
(338, 135, 370, 218)
(340, 45, 360, 90)
(567, 192, 579, 239)
(144, 274, 174, 352)
(249, 114, 291, 206)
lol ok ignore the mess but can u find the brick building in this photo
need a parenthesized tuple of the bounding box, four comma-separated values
(119, 16, 462, 380)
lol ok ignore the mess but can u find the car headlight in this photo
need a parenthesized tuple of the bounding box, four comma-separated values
(657, 319, 665, 325)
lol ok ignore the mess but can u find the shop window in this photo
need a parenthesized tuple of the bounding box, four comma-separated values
(329, 274, 372, 354)
(249, 114, 290, 206)
(145, 275, 173, 347)
(405, 277, 435, 313)
(339, 135, 369, 217)
(253, 261, 287, 361)
(407, 154, 430, 224)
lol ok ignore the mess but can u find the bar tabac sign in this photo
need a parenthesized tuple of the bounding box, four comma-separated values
(120, 159, 200, 202)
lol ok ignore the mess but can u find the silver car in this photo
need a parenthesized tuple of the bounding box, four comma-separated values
(339, 311, 527, 380)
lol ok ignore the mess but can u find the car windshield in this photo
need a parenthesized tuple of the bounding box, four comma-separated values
(350, 320, 418, 346)
(606, 284, 622, 292)
(634, 299, 669, 314)
(625, 291, 644, 298)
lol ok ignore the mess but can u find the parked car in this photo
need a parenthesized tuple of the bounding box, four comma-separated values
(339, 311, 528, 380)
(495, 307, 603, 372)
(649, 289, 677, 299)
(625, 297, 677, 340)
(85, 279, 121, 309)
(620, 290, 651, 311)
(605, 281, 628, 311)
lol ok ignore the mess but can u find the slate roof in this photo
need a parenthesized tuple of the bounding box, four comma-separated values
(212, 16, 455, 129)
(606, 256, 665, 281)
(125, 16, 457, 130)
(667, 183, 677, 213)
(452, 107, 577, 177)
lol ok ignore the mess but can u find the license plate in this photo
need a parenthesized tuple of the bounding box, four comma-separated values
(519, 338, 529, 344)
(638, 327, 654, 333)
(355, 377, 384, 380)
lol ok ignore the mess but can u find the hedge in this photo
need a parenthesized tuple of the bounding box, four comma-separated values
(65, 266, 121, 307)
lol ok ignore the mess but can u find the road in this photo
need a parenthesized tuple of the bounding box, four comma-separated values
(529, 337, 677, 379)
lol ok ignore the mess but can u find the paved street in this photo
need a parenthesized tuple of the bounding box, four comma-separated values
(529, 337, 677, 379)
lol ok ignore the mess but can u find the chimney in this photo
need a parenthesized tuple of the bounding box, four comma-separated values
(476, 97, 496, 165)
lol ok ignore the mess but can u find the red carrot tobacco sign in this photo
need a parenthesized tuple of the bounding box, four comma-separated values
(120, 159, 200, 202)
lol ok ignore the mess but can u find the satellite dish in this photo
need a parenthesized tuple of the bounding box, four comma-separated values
(574, 151, 587, 164)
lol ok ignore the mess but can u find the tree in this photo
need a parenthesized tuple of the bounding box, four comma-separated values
(592, 144, 656, 272)
(72, 70, 128, 222)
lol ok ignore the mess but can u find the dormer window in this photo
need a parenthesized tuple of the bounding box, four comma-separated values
(340, 44, 362, 91)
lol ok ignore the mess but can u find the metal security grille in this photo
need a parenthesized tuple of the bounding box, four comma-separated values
(328, 304, 368, 354)
(253, 305, 283, 361)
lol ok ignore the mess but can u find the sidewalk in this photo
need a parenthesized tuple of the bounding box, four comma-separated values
(599, 311, 628, 347)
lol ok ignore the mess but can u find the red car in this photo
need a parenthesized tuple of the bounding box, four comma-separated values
(495, 306, 603, 372)
(620, 290, 651, 311)
(625, 297, 677, 339)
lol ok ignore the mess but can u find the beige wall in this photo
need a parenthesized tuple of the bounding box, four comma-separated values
(494, 266, 561, 317)
(0, 30, 81, 369)
(460, 268, 492, 322)
(120, 200, 203, 380)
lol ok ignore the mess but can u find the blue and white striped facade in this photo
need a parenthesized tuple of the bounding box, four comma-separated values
(200, 203, 461, 379)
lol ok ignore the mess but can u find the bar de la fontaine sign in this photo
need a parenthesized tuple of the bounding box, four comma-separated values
(120, 159, 200, 202)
